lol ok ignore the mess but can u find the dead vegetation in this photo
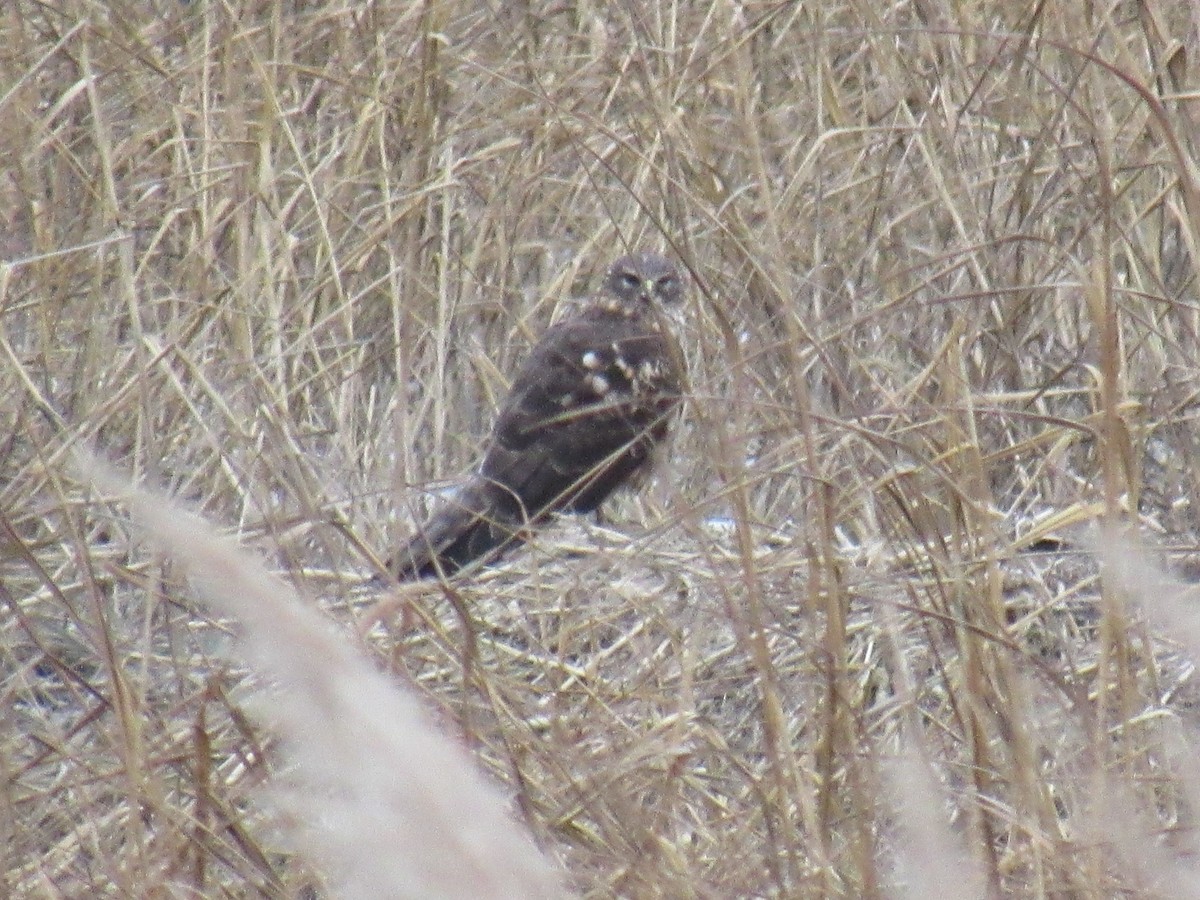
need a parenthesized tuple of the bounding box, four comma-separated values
(5, 0, 1200, 896)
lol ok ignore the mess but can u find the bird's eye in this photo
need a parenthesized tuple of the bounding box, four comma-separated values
(620, 272, 640, 289)
(657, 275, 676, 290)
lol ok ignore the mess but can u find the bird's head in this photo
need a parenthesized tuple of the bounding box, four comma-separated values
(604, 252, 682, 308)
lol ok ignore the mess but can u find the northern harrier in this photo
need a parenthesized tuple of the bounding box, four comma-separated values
(385, 252, 685, 580)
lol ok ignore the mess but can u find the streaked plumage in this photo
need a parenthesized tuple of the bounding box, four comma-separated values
(387, 252, 684, 580)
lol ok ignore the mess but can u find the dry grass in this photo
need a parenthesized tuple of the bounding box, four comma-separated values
(4, 0, 1200, 896)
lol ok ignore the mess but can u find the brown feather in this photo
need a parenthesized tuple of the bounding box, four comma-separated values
(386, 252, 684, 581)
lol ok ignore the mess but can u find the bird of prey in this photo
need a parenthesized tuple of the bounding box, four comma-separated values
(386, 251, 685, 581)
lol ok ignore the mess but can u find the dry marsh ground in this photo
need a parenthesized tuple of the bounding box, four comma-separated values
(5, 1, 1200, 897)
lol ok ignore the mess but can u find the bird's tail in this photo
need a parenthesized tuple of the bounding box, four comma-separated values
(383, 478, 527, 581)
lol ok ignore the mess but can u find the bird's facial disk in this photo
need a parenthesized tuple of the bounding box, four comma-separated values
(606, 253, 682, 306)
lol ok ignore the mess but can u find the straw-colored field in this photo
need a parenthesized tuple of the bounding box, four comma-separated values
(5, 1, 1200, 896)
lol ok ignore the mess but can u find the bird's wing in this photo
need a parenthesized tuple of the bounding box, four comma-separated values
(480, 313, 682, 516)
